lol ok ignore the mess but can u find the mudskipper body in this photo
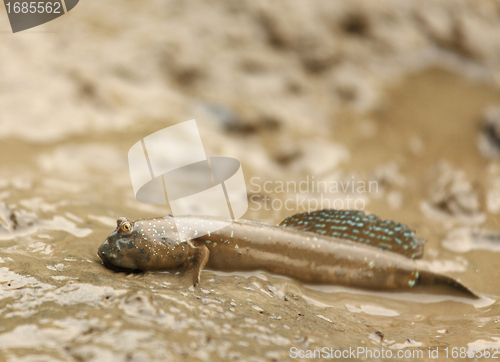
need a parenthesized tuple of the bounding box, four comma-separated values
(98, 209, 477, 298)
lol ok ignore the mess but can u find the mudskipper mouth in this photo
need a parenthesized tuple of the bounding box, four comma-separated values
(97, 245, 134, 273)
(97, 254, 141, 273)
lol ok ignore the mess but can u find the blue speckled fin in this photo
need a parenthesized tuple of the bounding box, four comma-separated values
(279, 209, 425, 259)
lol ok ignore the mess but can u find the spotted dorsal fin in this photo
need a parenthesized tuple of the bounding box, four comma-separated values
(279, 209, 425, 259)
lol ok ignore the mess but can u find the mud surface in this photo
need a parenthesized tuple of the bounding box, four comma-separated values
(2, 1, 500, 361)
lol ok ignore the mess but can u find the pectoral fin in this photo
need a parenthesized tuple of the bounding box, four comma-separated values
(187, 241, 209, 286)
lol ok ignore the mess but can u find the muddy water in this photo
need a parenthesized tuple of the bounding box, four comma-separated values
(2, 68, 500, 361)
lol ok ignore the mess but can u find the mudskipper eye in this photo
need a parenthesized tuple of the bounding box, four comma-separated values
(120, 222, 132, 233)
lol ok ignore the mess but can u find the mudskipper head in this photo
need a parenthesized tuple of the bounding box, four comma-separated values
(98, 217, 139, 271)
(98, 216, 189, 271)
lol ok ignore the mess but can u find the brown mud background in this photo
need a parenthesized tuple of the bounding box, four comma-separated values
(2, 1, 500, 361)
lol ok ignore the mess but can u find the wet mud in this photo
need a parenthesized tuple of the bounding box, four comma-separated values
(2, 0, 500, 361)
